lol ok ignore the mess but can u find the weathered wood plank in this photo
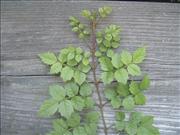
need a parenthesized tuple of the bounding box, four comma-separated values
(1, 1, 180, 135)
(1, 76, 180, 135)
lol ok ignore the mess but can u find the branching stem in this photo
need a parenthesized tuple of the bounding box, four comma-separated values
(90, 20, 108, 135)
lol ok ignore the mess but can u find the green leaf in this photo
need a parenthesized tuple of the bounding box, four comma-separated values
(80, 82, 92, 96)
(78, 63, 91, 73)
(64, 131, 72, 135)
(85, 111, 100, 123)
(73, 126, 87, 135)
(135, 93, 146, 105)
(137, 126, 150, 135)
(103, 40, 111, 47)
(130, 112, 143, 124)
(116, 83, 130, 97)
(122, 96, 135, 110)
(71, 96, 85, 111)
(74, 70, 86, 85)
(38, 99, 58, 117)
(65, 82, 79, 97)
(99, 57, 113, 71)
(76, 47, 83, 54)
(125, 122, 138, 135)
(114, 68, 129, 84)
(50, 62, 62, 74)
(111, 96, 122, 108)
(127, 64, 141, 76)
(84, 123, 98, 135)
(116, 112, 125, 121)
(58, 52, 68, 63)
(101, 71, 114, 84)
(49, 85, 66, 101)
(61, 66, 74, 81)
(67, 52, 75, 60)
(67, 113, 80, 128)
(107, 49, 114, 58)
(58, 100, 74, 119)
(39, 52, 57, 65)
(115, 121, 125, 131)
(67, 59, 78, 66)
(82, 58, 89, 65)
(75, 54, 82, 62)
(104, 89, 116, 100)
(129, 81, 140, 95)
(95, 51, 102, 57)
(145, 125, 160, 135)
(52, 119, 67, 133)
(120, 51, 132, 65)
(140, 75, 150, 90)
(84, 97, 95, 109)
(133, 47, 146, 63)
(141, 115, 154, 126)
(72, 27, 79, 32)
(111, 53, 123, 68)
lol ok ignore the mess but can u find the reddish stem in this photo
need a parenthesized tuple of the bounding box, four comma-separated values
(90, 20, 108, 135)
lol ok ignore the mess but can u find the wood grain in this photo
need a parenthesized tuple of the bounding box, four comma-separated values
(1, 1, 180, 135)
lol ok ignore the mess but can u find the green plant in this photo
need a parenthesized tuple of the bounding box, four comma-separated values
(38, 6, 160, 135)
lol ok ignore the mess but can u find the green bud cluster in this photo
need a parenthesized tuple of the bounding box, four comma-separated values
(96, 25, 121, 53)
(69, 16, 90, 39)
(98, 6, 112, 18)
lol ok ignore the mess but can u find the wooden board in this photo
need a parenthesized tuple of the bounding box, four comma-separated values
(1, 1, 180, 135)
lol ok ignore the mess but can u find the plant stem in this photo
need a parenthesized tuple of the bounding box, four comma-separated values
(90, 20, 108, 135)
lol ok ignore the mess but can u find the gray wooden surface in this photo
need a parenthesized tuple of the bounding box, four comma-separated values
(1, 1, 180, 135)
